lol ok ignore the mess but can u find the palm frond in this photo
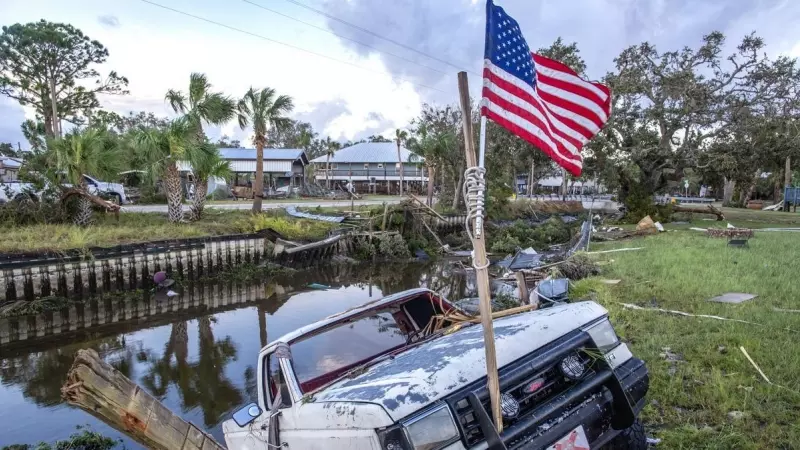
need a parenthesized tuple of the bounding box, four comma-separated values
(202, 93, 237, 125)
(188, 73, 212, 109)
(165, 89, 187, 114)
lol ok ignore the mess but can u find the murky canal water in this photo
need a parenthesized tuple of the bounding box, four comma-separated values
(0, 261, 470, 448)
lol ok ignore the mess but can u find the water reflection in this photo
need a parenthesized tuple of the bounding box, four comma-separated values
(0, 260, 468, 448)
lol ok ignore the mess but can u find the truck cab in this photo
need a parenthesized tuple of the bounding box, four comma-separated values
(223, 288, 649, 450)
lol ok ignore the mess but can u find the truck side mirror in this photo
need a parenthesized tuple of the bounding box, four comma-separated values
(231, 402, 262, 427)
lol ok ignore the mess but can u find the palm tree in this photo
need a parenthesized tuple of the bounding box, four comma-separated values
(165, 73, 236, 141)
(237, 87, 294, 212)
(395, 129, 409, 196)
(49, 128, 122, 226)
(323, 137, 340, 189)
(191, 147, 232, 220)
(129, 117, 201, 223)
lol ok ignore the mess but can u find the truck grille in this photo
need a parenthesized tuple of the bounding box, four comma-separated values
(451, 351, 594, 447)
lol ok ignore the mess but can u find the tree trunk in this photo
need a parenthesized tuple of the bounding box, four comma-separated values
(427, 164, 435, 207)
(786, 156, 792, 188)
(49, 76, 61, 138)
(73, 196, 93, 227)
(723, 178, 736, 205)
(397, 140, 404, 197)
(452, 170, 464, 210)
(253, 142, 264, 212)
(191, 179, 208, 221)
(165, 163, 184, 223)
(62, 349, 225, 450)
(741, 169, 761, 206)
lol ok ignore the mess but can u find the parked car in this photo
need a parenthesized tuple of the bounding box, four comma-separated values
(223, 288, 649, 450)
(0, 174, 128, 204)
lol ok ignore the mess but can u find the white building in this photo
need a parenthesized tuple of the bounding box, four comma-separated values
(310, 142, 427, 194)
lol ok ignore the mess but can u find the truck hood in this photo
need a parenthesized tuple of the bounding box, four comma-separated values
(313, 301, 607, 421)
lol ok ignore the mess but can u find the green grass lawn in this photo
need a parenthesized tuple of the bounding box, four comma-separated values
(578, 229, 800, 448)
(0, 209, 337, 253)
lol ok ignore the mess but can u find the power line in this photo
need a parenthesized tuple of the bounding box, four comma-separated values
(137, 0, 449, 94)
(240, 0, 448, 77)
(281, 0, 480, 76)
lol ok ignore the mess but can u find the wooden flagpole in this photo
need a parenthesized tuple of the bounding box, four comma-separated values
(457, 71, 504, 432)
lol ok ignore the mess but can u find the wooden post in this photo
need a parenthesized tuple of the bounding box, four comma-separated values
(381, 202, 389, 231)
(515, 271, 529, 304)
(457, 71, 503, 432)
(62, 349, 225, 450)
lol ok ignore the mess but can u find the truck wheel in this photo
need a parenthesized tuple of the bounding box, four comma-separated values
(604, 419, 647, 450)
(109, 193, 122, 205)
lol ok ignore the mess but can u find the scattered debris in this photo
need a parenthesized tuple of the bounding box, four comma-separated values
(738, 385, 753, 392)
(599, 279, 622, 285)
(660, 347, 685, 377)
(755, 227, 800, 232)
(762, 201, 783, 211)
(739, 346, 771, 384)
(672, 204, 725, 221)
(285, 205, 346, 223)
(307, 283, 330, 289)
(718, 345, 728, 354)
(707, 293, 757, 304)
(496, 249, 543, 270)
(773, 307, 800, 313)
(166, 290, 179, 298)
(646, 437, 662, 445)
(706, 228, 754, 239)
(587, 247, 644, 254)
(727, 411, 747, 421)
(654, 222, 665, 232)
(618, 303, 799, 332)
(636, 215, 657, 234)
(689, 227, 708, 232)
(536, 279, 569, 304)
(555, 253, 600, 280)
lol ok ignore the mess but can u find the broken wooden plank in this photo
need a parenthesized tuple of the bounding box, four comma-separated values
(515, 271, 529, 303)
(61, 349, 225, 450)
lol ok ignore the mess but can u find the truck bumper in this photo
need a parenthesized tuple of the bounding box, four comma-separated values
(471, 357, 649, 450)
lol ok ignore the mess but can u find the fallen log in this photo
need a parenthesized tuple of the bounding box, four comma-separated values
(673, 204, 725, 221)
(61, 188, 121, 214)
(61, 349, 225, 450)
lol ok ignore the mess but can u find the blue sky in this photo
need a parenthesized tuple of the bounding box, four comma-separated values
(2, 0, 800, 148)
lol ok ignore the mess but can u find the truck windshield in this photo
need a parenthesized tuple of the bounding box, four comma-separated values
(290, 312, 407, 392)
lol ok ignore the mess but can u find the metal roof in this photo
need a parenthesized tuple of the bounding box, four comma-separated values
(218, 148, 308, 163)
(309, 142, 424, 164)
(0, 157, 22, 169)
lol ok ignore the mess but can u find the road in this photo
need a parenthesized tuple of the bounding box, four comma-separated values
(122, 198, 402, 213)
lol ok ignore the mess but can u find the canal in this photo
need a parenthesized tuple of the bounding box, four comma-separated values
(0, 261, 470, 448)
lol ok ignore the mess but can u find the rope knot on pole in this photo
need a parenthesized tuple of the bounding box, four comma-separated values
(463, 165, 487, 241)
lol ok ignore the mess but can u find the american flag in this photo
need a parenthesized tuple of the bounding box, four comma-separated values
(481, 0, 611, 176)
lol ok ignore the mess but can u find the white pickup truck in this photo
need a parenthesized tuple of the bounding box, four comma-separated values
(0, 174, 128, 204)
(223, 288, 649, 450)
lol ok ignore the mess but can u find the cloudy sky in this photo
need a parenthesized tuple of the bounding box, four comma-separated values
(2, 0, 800, 148)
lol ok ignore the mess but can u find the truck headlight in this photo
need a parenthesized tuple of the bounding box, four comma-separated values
(584, 319, 620, 353)
(377, 404, 460, 450)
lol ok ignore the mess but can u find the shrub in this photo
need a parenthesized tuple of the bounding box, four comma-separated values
(242, 212, 336, 241)
(377, 234, 411, 259)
